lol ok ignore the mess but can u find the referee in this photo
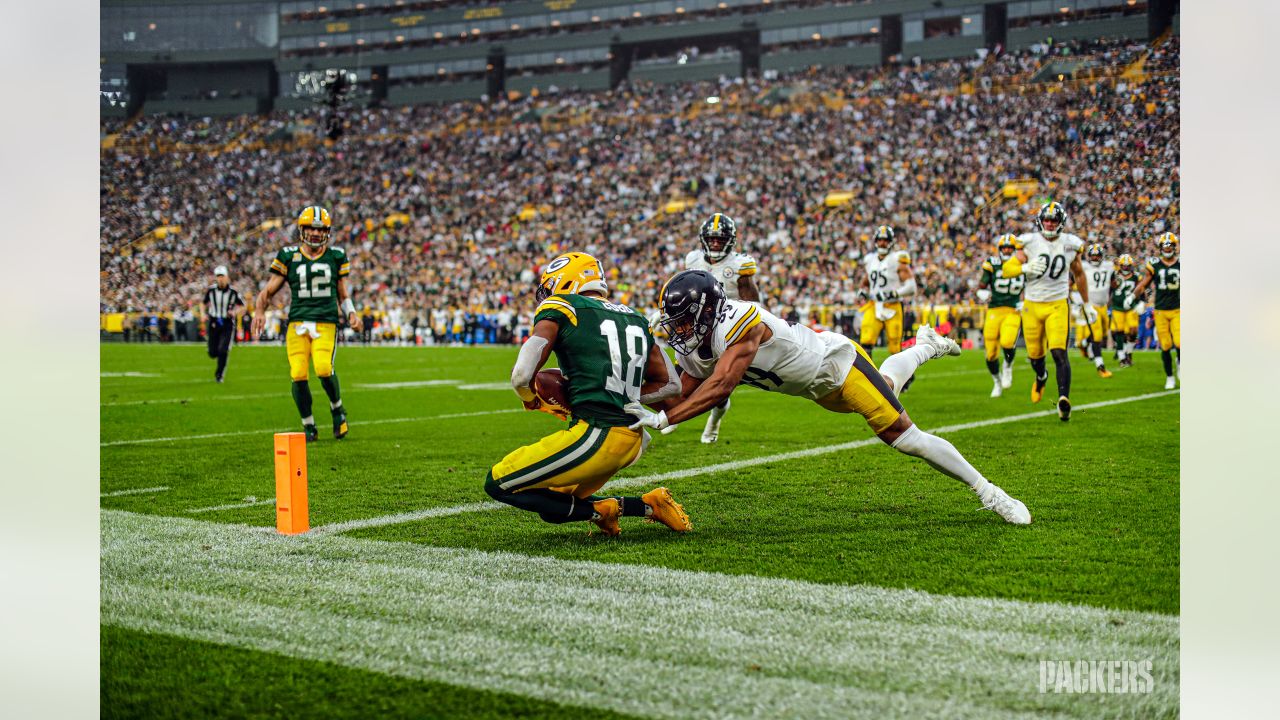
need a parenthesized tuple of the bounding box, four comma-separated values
(204, 265, 245, 383)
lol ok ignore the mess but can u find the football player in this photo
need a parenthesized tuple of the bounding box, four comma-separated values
(1108, 254, 1141, 368)
(1016, 202, 1092, 421)
(631, 270, 1031, 525)
(683, 212, 760, 444)
(484, 252, 691, 537)
(858, 226, 918, 360)
(251, 206, 363, 442)
(1079, 243, 1114, 378)
(1130, 233, 1180, 388)
(975, 234, 1024, 398)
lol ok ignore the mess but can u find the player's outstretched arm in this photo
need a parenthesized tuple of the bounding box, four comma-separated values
(664, 323, 765, 426)
(251, 274, 286, 337)
(639, 344, 680, 406)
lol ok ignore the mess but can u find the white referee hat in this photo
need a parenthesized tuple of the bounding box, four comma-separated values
(213, 265, 229, 276)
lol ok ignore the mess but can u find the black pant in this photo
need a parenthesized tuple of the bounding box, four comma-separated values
(207, 320, 234, 378)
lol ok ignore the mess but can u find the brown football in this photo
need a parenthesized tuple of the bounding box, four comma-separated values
(534, 368, 570, 410)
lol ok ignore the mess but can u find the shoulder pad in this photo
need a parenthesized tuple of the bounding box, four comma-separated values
(329, 246, 345, 255)
(897, 251, 911, 265)
(282, 246, 298, 253)
(981, 259, 994, 272)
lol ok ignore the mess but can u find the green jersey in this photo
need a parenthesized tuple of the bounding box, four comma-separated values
(269, 245, 351, 323)
(534, 293, 654, 427)
(979, 256, 1025, 308)
(1144, 258, 1180, 311)
(1110, 274, 1139, 312)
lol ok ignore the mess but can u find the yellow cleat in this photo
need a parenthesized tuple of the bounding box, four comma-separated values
(641, 487, 692, 532)
(1097, 367, 1113, 379)
(590, 498, 621, 537)
(1030, 377, 1046, 404)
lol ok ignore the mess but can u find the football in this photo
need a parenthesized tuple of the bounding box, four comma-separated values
(534, 368, 570, 411)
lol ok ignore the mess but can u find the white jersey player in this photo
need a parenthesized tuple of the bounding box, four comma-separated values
(1078, 243, 1115, 378)
(631, 270, 1033, 525)
(1015, 202, 1093, 420)
(682, 212, 761, 444)
(857, 226, 917, 358)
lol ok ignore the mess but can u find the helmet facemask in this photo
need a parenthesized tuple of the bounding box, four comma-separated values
(1159, 238, 1178, 259)
(997, 238, 1017, 262)
(701, 232, 735, 263)
(299, 226, 330, 250)
(1037, 204, 1066, 240)
(873, 226, 894, 258)
(659, 282, 724, 356)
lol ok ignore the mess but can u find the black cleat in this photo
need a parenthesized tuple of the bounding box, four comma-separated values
(1057, 396, 1071, 422)
(303, 424, 320, 443)
(333, 411, 349, 440)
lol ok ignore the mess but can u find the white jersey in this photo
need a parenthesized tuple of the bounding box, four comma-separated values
(862, 250, 911, 301)
(1080, 258, 1113, 306)
(685, 250, 758, 301)
(675, 299, 855, 400)
(1017, 232, 1084, 302)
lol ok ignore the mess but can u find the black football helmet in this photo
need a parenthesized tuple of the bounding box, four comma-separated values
(1036, 202, 1067, 239)
(657, 270, 725, 355)
(1085, 243, 1104, 264)
(699, 213, 737, 263)
(873, 225, 894, 257)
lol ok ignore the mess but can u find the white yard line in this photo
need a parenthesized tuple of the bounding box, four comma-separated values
(100, 408, 523, 447)
(186, 498, 277, 514)
(101, 510, 1179, 719)
(101, 380, 465, 407)
(100, 486, 170, 498)
(310, 390, 1179, 535)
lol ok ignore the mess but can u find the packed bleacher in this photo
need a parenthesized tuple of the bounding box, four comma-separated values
(100, 36, 1178, 345)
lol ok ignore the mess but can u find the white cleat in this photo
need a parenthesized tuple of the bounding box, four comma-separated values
(916, 325, 961, 359)
(978, 483, 1032, 525)
(990, 379, 1002, 398)
(1000, 362, 1013, 389)
(1164, 376, 1176, 390)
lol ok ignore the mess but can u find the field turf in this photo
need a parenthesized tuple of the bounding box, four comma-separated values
(100, 342, 1179, 718)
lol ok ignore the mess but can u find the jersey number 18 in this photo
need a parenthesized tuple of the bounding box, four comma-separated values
(599, 319, 647, 401)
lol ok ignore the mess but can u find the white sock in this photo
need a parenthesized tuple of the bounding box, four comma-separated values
(1093, 355, 1105, 368)
(708, 399, 730, 423)
(301, 415, 315, 426)
(890, 425, 990, 495)
(879, 346, 934, 397)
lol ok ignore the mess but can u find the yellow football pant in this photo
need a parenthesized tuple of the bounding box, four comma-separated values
(1111, 309, 1140, 336)
(1154, 309, 1181, 350)
(286, 321, 338, 381)
(860, 302, 904, 354)
(983, 306, 1021, 362)
(1022, 299, 1070, 360)
(491, 420, 644, 499)
(814, 341, 904, 434)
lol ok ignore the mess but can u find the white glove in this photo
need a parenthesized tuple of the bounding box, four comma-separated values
(1124, 293, 1137, 310)
(624, 402, 670, 431)
(1023, 255, 1048, 278)
(661, 423, 679, 435)
(1015, 301, 1024, 312)
(1082, 304, 1099, 325)
(874, 302, 897, 322)
(975, 288, 991, 303)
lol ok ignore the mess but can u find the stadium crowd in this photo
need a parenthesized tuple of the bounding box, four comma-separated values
(101, 36, 1178, 345)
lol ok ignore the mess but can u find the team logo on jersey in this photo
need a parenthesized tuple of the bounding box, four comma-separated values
(292, 253, 302, 262)
(723, 268, 734, 279)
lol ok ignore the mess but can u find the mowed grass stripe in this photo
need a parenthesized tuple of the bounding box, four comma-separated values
(100, 408, 522, 446)
(102, 510, 1178, 720)
(310, 390, 1178, 535)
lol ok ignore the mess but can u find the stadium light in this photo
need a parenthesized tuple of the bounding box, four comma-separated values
(395, 35, 404, 42)
(511, 23, 520, 30)
(1060, 6, 1070, 12)
(592, 15, 601, 21)
(812, 33, 822, 40)
(706, 96, 720, 104)
(148, 22, 156, 30)
(633, 11, 642, 17)
(434, 31, 443, 38)
(551, 20, 561, 27)
(676, 7, 685, 13)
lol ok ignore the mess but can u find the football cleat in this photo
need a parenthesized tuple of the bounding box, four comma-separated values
(590, 498, 621, 537)
(990, 379, 1002, 398)
(333, 410, 349, 440)
(1120, 356, 1133, 369)
(303, 424, 319, 443)
(915, 324, 961, 359)
(1031, 375, 1047, 403)
(1164, 376, 1176, 390)
(978, 483, 1032, 525)
(641, 487, 692, 532)
(1057, 396, 1071, 422)
(1097, 367, 1112, 379)
(1000, 362, 1013, 389)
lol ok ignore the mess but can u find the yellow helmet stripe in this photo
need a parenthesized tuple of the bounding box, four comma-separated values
(711, 214, 720, 232)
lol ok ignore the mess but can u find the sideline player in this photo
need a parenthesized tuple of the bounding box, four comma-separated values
(484, 252, 691, 537)
(1079, 243, 1114, 378)
(683, 212, 760, 443)
(1016, 202, 1092, 421)
(251, 206, 363, 441)
(858, 226, 917, 360)
(1108, 254, 1141, 368)
(1130, 233, 1180, 388)
(632, 270, 1031, 525)
(975, 234, 1024, 397)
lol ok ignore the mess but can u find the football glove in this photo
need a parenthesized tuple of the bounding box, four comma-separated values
(1124, 293, 1137, 310)
(624, 402, 670, 431)
(1023, 255, 1048, 278)
(1082, 304, 1099, 325)
(975, 288, 991, 303)
(856, 288, 870, 303)
(873, 288, 899, 302)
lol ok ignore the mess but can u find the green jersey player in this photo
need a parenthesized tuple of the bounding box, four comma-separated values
(483, 252, 691, 537)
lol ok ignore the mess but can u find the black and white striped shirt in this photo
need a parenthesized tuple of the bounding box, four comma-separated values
(204, 286, 244, 319)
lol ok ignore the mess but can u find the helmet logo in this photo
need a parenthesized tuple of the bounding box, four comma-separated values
(546, 256, 572, 272)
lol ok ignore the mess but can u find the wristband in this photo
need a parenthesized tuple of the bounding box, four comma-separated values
(342, 298, 356, 315)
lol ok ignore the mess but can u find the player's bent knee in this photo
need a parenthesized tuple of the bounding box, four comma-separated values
(875, 412, 913, 446)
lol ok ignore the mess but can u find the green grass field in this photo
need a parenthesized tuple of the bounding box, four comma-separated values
(100, 342, 1179, 719)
